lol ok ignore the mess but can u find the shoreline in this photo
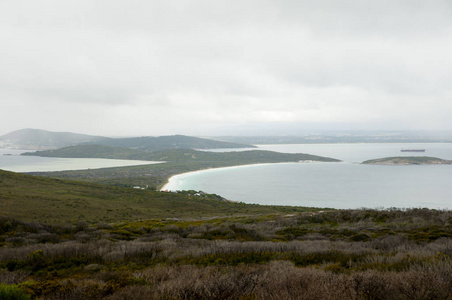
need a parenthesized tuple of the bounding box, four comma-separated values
(160, 161, 333, 191)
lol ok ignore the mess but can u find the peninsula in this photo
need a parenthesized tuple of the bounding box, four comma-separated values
(23, 144, 341, 189)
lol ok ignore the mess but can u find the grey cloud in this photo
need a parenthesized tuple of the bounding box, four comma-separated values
(0, 0, 451, 135)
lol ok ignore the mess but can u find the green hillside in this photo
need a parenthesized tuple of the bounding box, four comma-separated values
(0, 170, 321, 225)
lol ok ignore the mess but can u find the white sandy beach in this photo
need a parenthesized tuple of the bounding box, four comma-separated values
(160, 161, 320, 191)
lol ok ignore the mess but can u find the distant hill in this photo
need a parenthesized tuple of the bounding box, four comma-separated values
(0, 129, 255, 151)
(362, 156, 452, 165)
(0, 128, 109, 150)
(212, 131, 452, 144)
(94, 134, 256, 151)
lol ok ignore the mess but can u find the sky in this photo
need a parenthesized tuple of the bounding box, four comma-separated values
(1, 1, 451, 137)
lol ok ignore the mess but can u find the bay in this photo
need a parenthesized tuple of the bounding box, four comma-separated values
(0, 149, 159, 172)
(164, 143, 452, 209)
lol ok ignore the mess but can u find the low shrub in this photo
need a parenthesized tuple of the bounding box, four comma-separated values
(0, 283, 30, 300)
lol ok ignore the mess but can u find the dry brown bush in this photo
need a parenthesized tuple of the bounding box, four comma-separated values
(103, 285, 154, 300)
(394, 270, 451, 300)
(0, 268, 30, 284)
(128, 265, 257, 300)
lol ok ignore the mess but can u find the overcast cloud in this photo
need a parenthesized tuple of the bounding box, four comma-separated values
(1, 0, 451, 136)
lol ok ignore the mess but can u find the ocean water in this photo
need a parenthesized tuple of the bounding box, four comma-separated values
(164, 143, 452, 209)
(0, 149, 158, 172)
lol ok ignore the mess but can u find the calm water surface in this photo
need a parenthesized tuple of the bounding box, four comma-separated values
(164, 143, 452, 209)
(0, 149, 158, 172)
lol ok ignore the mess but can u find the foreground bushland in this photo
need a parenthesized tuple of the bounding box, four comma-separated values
(1, 208, 451, 299)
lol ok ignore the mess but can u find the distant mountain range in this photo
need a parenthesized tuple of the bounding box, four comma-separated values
(6, 128, 448, 152)
(0, 129, 108, 150)
(0, 129, 255, 151)
(213, 131, 452, 144)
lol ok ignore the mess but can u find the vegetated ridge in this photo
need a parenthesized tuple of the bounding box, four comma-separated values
(22, 144, 149, 160)
(362, 156, 452, 165)
(23, 144, 339, 162)
(94, 134, 256, 151)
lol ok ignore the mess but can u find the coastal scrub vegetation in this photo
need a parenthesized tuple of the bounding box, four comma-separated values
(0, 208, 451, 299)
(1, 170, 451, 299)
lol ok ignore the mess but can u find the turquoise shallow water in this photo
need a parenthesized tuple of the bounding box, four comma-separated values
(164, 143, 452, 209)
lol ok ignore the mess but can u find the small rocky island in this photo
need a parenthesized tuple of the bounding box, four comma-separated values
(362, 156, 452, 165)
